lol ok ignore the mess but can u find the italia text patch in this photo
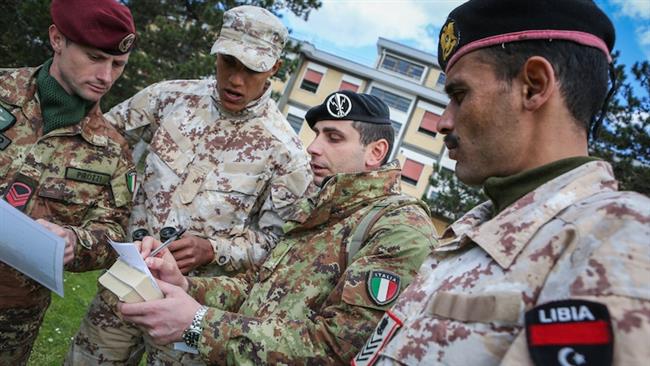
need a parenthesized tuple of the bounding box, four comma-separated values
(525, 299, 613, 366)
(65, 167, 111, 186)
(367, 270, 401, 306)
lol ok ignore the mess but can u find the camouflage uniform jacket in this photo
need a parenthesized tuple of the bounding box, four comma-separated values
(106, 78, 312, 274)
(358, 160, 650, 366)
(186, 161, 436, 364)
(0, 66, 134, 309)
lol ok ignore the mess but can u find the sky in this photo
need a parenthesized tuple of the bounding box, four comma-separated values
(280, 0, 649, 85)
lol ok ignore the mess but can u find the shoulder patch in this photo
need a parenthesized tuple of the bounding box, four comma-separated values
(525, 299, 613, 366)
(353, 311, 403, 366)
(125, 170, 138, 195)
(0, 104, 16, 131)
(367, 270, 401, 306)
(3, 174, 37, 211)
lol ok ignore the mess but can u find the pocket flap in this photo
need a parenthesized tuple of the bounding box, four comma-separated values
(38, 177, 101, 204)
(428, 291, 523, 324)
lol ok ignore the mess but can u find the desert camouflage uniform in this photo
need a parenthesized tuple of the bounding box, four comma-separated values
(183, 162, 436, 365)
(68, 78, 313, 365)
(0, 66, 133, 365)
(356, 160, 650, 365)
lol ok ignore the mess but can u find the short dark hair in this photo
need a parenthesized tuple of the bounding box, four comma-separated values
(351, 121, 395, 165)
(477, 40, 609, 132)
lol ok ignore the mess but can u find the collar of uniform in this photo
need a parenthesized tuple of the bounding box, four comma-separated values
(443, 161, 618, 269)
(0, 67, 40, 108)
(44, 103, 108, 147)
(435, 200, 493, 252)
(296, 160, 402, 229)
(211, 79, 272, 121)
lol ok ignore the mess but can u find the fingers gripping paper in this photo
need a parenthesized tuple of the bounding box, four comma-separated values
(99, 240, 163, 303)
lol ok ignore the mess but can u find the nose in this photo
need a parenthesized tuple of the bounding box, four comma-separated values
(229, 69, 245, 87)
(437, 104, 456, 135)
(306, 136, 322, 157)
(96, 62, 112, 84)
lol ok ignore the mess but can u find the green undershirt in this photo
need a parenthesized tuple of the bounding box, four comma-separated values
(484, 156, 599, 214)
(36, 58, 94, 134)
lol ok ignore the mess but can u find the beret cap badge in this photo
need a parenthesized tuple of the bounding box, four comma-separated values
(440, 20, 459, 62)
(119, 34, 136, 53)
(327, 93, 352, 118)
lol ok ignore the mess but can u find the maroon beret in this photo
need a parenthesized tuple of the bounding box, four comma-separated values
(51, 0, 136, 55)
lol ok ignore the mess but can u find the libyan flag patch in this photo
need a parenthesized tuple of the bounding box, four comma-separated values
(367, 270, 401, 306)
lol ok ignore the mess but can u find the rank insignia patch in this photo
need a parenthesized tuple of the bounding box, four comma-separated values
(525, 299, 613, 366)
(367, 270, 401, 305)
(3, 175, 36, 211)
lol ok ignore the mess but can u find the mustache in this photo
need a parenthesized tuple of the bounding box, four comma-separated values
(444, 134, 460, 149)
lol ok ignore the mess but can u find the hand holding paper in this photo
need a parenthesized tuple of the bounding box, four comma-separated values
(139, 236, 188, 291)
(36, 219, 77, 265)
(98, 239, 163, 303)
(118, 279, 200, 346)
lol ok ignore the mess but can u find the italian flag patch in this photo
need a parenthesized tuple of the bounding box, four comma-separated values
(367, 270, 401, 305)
(125, 170, 138, 196)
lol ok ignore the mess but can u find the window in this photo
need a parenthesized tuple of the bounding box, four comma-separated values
(339, 80, 359, 92)
(300, 69, 323, 93)
(434, 72, 446, 91)
(401, 159, 424, 185)
(380, 54, 425, 81)
(286, 114, 304, 133)
(369, 87, 411, 112)
(418, 111, 440, 137)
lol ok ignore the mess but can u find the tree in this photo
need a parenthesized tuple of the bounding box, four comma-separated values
(424, 167, 486, 222)
(590, 59, 650, 195)
(0, 0, 321, 110)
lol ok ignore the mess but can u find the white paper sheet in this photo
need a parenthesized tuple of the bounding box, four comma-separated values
(108, 239, 160, 291)
(0, 199, 65, 297)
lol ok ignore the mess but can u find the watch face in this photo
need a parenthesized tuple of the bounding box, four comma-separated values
(183, 329, 201, 347)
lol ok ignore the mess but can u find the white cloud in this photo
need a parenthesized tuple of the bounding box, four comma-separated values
(610, 0, 650, 19)
(638, 26, 650, 59)
(284, 0, 464, 54)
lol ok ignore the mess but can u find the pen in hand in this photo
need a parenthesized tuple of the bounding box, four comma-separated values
(147, 227, 186, 258)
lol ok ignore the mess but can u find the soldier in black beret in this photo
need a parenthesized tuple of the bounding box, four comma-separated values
(305, 90, 395, 186)
(355, 1, 650, 365)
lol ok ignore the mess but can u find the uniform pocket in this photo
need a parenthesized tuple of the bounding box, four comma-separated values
(37, 177, 103, 225)
(147, 120, 195, 176)
(427, 291, 524, 325)
(199, 172, 265, 233)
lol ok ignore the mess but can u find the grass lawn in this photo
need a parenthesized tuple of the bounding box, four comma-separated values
(28, 271, 101, 365)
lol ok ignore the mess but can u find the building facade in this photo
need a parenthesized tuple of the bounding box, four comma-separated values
(271, 38, 454, 232)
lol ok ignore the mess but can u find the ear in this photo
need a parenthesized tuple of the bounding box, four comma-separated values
(269, 59, 283, 76)
(520, 56, 556, 112)
(364, 139, 389, 169)
(48, 25, 65, 54)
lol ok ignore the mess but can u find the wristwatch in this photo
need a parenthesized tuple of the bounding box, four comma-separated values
(182, 305, 208, 348)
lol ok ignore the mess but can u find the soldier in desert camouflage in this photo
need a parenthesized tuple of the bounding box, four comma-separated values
(0, 0, 136, 364)
(117, 90, 437, 365)
(66, 5, 313, 365)
(354, 0, 650, 365)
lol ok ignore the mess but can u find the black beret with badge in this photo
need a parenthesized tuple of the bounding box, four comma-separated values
(438, 0, 616, 73)
(305, 90, 391, 129)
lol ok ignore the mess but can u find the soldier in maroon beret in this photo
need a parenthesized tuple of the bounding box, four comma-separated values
(0, 0, 137, 364)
